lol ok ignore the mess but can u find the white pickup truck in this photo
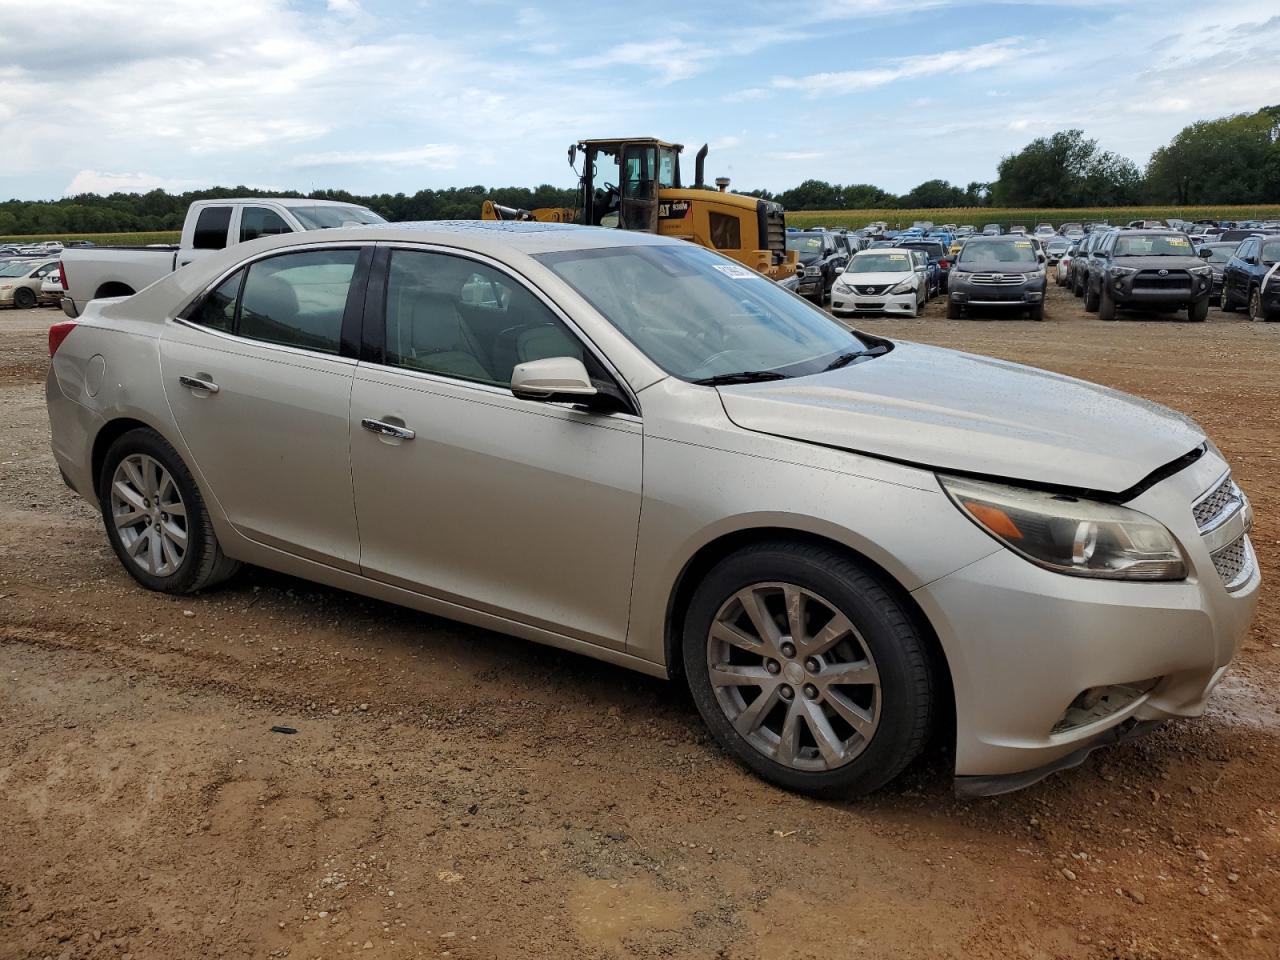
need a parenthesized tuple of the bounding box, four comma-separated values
(58, 197, 384, 318)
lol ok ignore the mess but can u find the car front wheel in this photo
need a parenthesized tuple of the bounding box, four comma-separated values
(99, 427, 240, 594)
(683, 541, 934, 797)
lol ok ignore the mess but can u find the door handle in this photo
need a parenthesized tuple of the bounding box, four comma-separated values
(179, 375, 220, 394)
(361, 418, 415, 441)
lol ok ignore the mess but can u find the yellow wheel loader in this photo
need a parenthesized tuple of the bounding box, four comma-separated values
(482, 138, 798, 283)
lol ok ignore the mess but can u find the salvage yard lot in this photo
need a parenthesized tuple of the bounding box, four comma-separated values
(1, 282, 1278, 959)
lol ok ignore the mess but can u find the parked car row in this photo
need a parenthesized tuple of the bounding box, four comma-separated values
(0, 253, 63, 309)
(1056, 225, 1279, 321)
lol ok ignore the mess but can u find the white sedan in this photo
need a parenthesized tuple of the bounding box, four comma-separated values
(830, 249, 927, 317)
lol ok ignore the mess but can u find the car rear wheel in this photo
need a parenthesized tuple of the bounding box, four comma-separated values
(99, 428, 240, 594)
(683, 541, 934, 797)
(13, 287, 36, 309)
(1248, 287, 1264, 321)
(1189, 298, 1209, 323)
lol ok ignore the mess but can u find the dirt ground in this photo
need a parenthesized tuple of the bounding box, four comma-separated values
(1, 281, 1278, 960)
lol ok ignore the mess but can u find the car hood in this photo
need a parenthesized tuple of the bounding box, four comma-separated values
(717, 341, 1205, 494)
(1110, 256, 1205, 271)
(838, 271, 913, 285)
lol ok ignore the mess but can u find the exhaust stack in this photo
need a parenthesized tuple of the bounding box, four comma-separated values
(693, 144, 709, 188)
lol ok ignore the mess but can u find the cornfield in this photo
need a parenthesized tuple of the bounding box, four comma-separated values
(787, 205, 1280, 231)
(1, 231, 181, 247)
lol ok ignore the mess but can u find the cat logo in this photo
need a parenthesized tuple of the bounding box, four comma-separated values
(658, 200, 691, 220)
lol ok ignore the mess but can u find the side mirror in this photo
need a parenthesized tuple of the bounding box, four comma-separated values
(511, 356, 598, 403)
(1198, 248, 1212, 259)
(835, 267, 845, 274)
(1037, 252, 1046, 263)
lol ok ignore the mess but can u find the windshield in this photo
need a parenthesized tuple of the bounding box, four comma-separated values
(290, 204, 385, 230)
(1203, 244, 1236, 264)
(785, 235, 824, 262)
(1113, 234, 1194, 257)
(1262, 240, 1280, 264)
(957, 240, 1038, 267)
(1046, 239, 1070, 251)
(848, 252, 915, 274)
(535, 244, 868, 382)
(0, 261, 37, 277)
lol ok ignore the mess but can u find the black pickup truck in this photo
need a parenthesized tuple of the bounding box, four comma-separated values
(1084, 229, 1214, 322)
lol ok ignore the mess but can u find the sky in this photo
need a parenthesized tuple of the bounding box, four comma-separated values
(1, 0, 1279, 201)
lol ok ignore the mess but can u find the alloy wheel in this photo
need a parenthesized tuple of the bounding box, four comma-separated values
(706, 582, 881, 771)
(1250, 288, 1262, 321)
(109, 453, 188, 576)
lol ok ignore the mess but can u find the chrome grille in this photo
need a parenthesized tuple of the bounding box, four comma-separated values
(1193, 475, 1243, 531)
(1133, 270, 1192, 292)
(1194, 472, 1255, 592)
(856, 285, 887, 295)
(1212, 537, 1251, 589)
(967, 273, 1025, 285)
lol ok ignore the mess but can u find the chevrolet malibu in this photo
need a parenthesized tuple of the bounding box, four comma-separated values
(45, 223, 1260, 798)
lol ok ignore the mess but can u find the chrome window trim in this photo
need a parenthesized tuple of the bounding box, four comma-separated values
(375, 241, 643, 418)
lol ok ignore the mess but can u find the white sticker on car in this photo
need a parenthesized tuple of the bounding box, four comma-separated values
(713, 264, 760, 280)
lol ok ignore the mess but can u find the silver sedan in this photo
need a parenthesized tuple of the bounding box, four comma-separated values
(45, 223, 1260, 797)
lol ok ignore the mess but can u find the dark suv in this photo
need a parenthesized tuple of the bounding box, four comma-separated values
(785, 230, 848, 303)
(946, 236, 1048, 320)
(895, 240, 951, 292)
(1084, 229, 1213, 321)
(1221, 234, 1280, 320)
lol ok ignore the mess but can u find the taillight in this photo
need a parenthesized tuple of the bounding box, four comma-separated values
(48, 320, 77, 356)
(57, 261, 68, 290)
(939, 259, 950, 269)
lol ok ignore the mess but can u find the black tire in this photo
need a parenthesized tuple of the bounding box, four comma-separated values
(682, 541, 934, 798)
(946, 299, 963, 319)
(1084, 282, 1099, 313)
(1189, 297, 1209, 323)
(1098, 288, 1117, 321)
(1247, 287, 1263, 322)
(1027, 301, 1045, 321)
(13, 287, 36, 309)
(98, 427, 240, 594)
(1220, 287, 1238, 312)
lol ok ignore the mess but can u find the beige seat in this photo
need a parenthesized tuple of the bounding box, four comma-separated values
(393, 288, 493, 382)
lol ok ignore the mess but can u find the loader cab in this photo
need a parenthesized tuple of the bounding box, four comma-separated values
(574, 138, 682, 232)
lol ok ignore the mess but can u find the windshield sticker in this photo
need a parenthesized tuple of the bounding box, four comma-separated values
(888, 253, 909, 260)
(1167, 236, 1189, 246)
(1014, 241, 1032, 248)
(713, 263, 760, 280)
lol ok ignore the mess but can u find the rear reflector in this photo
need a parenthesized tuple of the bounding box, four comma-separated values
(48, 320, 77, 357)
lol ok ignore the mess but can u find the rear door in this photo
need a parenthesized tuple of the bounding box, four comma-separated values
(349, 245, 642, 649)
(159, 244, 371, 569)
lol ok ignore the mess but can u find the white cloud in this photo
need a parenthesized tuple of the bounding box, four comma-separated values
(290, 144, 463, 169)
(64, 170, 206, 195)
(772, 38, 1029, 97)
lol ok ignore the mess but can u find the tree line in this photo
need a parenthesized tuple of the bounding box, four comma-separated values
(2, 105, 1277, 235)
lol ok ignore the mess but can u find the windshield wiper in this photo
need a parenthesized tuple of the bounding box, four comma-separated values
(692, 370, 790, 386)
(824, 345, 890, 371)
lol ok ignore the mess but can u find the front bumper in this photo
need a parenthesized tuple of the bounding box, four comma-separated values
(830, 289, 917, 316)
(950, 286, 1044, 306)
(913, 450, 1260, 786)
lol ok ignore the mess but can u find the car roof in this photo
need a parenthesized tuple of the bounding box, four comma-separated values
(191, 197, 378, 209)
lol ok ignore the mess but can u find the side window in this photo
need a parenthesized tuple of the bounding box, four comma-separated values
(237, 249, 358, 354)
(239, 207, 292, 243)
(708, 211, 741, 251)
(192, 206, 233, 250)
(383, 250, 585, 387)
(188, 270, 242, 332)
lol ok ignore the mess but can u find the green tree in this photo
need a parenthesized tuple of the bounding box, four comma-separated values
(1146, 106, 1280, 204)
(991, 130, 1141, 207)
(897, 179, 967, 208)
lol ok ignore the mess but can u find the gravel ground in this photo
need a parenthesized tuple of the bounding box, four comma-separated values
(1, 285, 1278, 960)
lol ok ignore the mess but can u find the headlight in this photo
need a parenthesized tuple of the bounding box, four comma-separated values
(1189, 265, 1212, 277)
(1023, 272, 1041, 281)
(1108, 266, 1137, 278)
(939, 476, 1186, 581)
(888, 278, 915, 294)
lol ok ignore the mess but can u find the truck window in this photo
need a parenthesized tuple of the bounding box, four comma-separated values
(192, 206, 233, 250)
(708, 212, 741, 251)
(240, 207, 292, 243)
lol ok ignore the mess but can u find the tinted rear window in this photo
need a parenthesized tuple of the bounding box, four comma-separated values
(192, 206, 232, 250)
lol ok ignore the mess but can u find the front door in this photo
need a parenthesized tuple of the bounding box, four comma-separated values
(159, 246, 368, 569)
(619, 142, 659, 233)
(349, 247, 642, 649)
